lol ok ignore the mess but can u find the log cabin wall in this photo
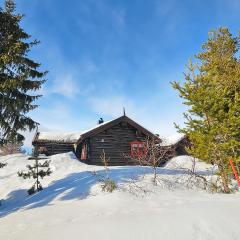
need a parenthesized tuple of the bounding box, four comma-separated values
(85, 122, 147, 165)
(34, 142, 75, 156)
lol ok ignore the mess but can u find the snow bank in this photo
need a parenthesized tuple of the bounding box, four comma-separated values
(165, 155, 217, 173)
(0, 153, 219, 207)
(0, 153, 239, 240)
(0, 152, 93, 207)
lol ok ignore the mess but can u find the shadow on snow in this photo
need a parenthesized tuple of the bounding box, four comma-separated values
(0, 166, 208, 218)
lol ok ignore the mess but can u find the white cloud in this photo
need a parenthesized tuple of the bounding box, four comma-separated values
(87, 93, 185, 137)
(49, 73, 80, 98)
(112, 8, 126, 30)
(31, 103, 73, 130)
(88, 95, 137, 118)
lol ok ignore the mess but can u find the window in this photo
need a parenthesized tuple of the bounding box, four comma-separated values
(129, 141, 147, 158)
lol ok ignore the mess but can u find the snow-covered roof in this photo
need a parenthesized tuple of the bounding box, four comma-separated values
(80, 120, 111, 136)
(36, 121, 110, 143)
(160, 133, 185, 147)
(35, 116, 159, 143)
(37, 132, 82, 143)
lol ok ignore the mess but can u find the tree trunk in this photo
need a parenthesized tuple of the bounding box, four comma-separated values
(218, 164, 230, 193)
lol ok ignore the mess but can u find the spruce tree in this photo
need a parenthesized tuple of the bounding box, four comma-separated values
(18, 156, 52, 195)
(0, 0, 47, 143)
(172, 28, 240, 193)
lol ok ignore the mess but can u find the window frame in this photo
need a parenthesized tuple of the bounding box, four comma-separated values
(129, 141, 147, 158)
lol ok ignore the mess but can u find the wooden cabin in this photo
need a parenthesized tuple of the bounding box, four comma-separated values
(32, 132, 80, 156)
(33, 115, 160, 165)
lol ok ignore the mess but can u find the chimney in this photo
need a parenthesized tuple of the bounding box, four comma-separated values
(98, 118, 104, 124)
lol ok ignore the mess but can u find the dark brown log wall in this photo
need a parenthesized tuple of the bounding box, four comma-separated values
(34, 142, 75, 156)
(85, 123, 146, 165)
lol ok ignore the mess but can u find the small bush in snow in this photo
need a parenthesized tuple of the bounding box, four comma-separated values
(18, 157, 52, 195)
(99, 149, 117, 192)
(101, 178, 117, 193)
(0, 162, 7, 168)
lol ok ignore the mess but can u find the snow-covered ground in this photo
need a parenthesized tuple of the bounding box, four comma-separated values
(0, 153, 239, 240)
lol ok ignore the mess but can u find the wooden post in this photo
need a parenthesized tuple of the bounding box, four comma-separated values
(229, 159, 240, 188)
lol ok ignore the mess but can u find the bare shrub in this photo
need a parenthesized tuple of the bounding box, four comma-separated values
(0, 141, 23, 168)
(128, 138, 174, 185)
(99, 149, 117, 192)
(101, 179, 117, 193)
(0, 142, 22, 156)
(100, 149, 109, 179)
(172, 157, 223, 193)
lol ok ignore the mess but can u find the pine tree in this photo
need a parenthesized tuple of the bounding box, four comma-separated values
(18, 156, 52, 195)
(0, 162, 7, 168)
(172, 28, 240, 193)
(0, 0, 47, 143)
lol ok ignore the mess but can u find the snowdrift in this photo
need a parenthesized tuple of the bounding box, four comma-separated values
(0, 153, 220, 211)
(165, 155, 217, 173)
(0, 153, 239, 240)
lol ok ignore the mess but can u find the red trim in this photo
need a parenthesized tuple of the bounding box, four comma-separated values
(81, 144, 87, 160)
(129, 141, 147, 158)
(229, 159, 240, 188)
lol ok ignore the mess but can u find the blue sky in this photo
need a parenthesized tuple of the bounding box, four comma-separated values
(2, 0, 240, 146)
